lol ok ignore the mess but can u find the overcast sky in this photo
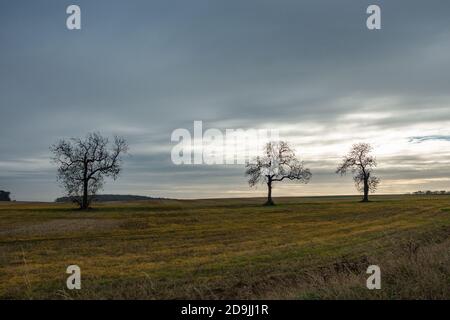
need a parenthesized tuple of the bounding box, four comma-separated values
(1, 0, 450, 201)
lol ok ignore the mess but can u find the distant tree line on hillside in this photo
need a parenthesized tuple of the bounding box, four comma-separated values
(55, 194, 166, 203)
(410, 190, 450, 195)
(0, 190, 11, 202)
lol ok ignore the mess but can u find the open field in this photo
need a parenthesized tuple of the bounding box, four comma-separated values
(0, 195, 449, 299)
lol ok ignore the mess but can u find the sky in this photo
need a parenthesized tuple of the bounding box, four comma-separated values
(1, 0, 450, 201)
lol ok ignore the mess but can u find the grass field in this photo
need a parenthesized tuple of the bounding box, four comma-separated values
(0, 195, 449, 300)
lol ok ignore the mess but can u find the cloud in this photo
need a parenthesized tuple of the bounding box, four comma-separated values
(1, 0, 450, 200)
(409, 135, 450, 143)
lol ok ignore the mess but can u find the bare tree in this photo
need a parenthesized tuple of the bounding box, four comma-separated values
(246, 141, 311, 206)
(51, 132, 128, 210)
(336, 143, 380, 202)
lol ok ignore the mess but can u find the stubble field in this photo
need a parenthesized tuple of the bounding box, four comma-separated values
(0, 195, 449, 299)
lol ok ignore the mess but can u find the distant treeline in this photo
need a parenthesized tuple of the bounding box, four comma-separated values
(55, 194, 166, 203)
(0, 190, 11, 201)
(410, 190, 450, 195)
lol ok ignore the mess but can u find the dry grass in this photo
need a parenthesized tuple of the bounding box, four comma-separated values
(0, 219, 120, 237)
(0, 195, 449, 299)
(258, 230, 450, 299)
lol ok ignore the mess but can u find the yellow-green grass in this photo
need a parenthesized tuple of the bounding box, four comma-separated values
(0, 195, 449, 299)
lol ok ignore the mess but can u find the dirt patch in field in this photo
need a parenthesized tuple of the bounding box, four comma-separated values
(0, 219, 120, 237)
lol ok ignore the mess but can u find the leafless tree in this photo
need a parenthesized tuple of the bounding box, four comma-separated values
(246, 141, 311, 206)
(51, 132, 128, 210)
(336, 143, 380, 202)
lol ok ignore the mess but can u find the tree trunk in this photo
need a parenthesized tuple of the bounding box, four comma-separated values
(362, 175, 369, 202)
(82, 179, 89, 210)
(265, 181, 275, 206)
